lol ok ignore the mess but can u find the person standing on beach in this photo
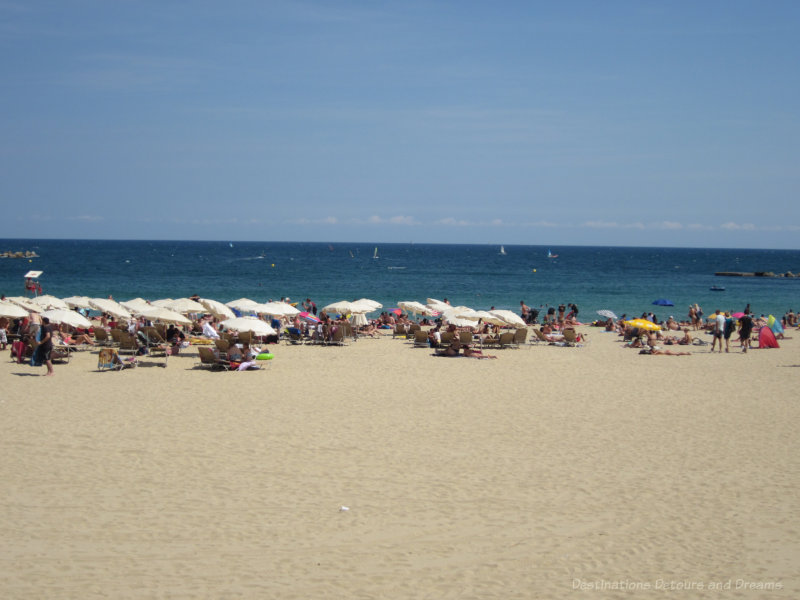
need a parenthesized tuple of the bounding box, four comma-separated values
(520, 301, 530, 323)
(723, 311, 736, 352)
(711, 309, 725, 353)
(739, 310, 754, 353)
(38, 317, 54, 376)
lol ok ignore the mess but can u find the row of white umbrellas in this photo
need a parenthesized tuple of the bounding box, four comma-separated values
(1, 295, 526, 331)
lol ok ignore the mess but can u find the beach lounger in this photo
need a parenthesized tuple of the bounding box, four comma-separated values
(97, 348, 136, 371)
(326, 327, 346, 346)
(531, 329, 551, 345)
(392, 325, 407, 339)
(93, 328, 113, 346)
(286, 327, 305, 345)
(214, 338, 231, 355)
(562, 329, 582, 346)
(458, 330, 473, 345)
(413, 329, 429, 348)
(197, 346, 231, 370)
(513, 328, 528, 348)
(497, 332, 515, 349)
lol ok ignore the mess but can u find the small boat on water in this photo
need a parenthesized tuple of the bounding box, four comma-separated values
(547, 249, 558, 258)
(499, 245, 507, 255)
(373, 247, 379, 259)
(710, 285, 726, 291)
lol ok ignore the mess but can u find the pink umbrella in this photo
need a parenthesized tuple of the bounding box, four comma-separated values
(732, 312, 745, 319)
(299, 311, 320, 323)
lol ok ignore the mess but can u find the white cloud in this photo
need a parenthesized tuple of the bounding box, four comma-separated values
(437, 217, 471, 226)
(659, 221, 683, 230)
(720, 222, 756, 230)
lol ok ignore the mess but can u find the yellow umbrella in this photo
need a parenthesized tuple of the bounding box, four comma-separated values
(625, 318, 661, 331)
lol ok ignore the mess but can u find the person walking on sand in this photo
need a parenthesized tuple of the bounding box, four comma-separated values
(38, 316, 55, 376)
(710, 309, 725, 353)
(739, 309, 754, 353)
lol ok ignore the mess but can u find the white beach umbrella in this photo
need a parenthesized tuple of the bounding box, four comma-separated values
(151, 298, 175, 308)
(62, 296, 94, 309)
(443, 315, 478, 328)
(349, 300, 381, 314)
(30, 295, 69, 310)
(0, 301, 29, 319)
(199, 298, 236, 319)
(397, 300, 432, 316)
(219, 317, 276, 336)
(42, 309, 93, 329)
(350, 312, 368, 327)
(138, 306, 192, 325)
(355, 298, 383, 311)
(489, 309, 527, 328)
(445, 306, 480, 320)
(6, 296, 41, 312)
(121, 298, 152, 312)
(254, 301, 300, 317)
(226, 298, 260, 312)
(166, 298, 207, 314)
(322, 300, 358, 315)
(596, 309, 618, 320)
(89, 298, 132, 320)
(426, 298, 451, 313)
(472, 310, 507, 326)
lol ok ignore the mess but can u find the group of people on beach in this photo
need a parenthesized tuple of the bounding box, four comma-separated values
(519, 301, 579, 326)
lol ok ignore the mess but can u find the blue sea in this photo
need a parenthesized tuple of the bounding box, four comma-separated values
(2, 240, 799, 321)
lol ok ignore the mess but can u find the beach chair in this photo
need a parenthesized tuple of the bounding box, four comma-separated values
(286, 327, 305, 345)
(531, 329, 550, 345)
(197, 346, 231, 370)
(497, 332, 515, 349)
(562, 329, 581, 346)
(392, 324, 407, 339)
(97, 347, 136, 371)
(413, 329, 429, 348)
(93, 328, 112, 346)
(440, 331, 455, 345)
(326, 327, 346, 346)
(340, 322, 356, 341)
(214, 338, 231, 355)
(481, 334, 500, 349)
(513, 328, 528, 348)
(458, 330, 473, 345)
(237, 331, 253, 345)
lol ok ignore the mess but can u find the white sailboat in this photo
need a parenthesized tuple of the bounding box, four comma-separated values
(547, 248, 558, 258)
(499, 245, 507, 255)
(373, 247, 379, 259)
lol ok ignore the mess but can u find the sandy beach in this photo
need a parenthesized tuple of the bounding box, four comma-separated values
(1, 326, 798, 598)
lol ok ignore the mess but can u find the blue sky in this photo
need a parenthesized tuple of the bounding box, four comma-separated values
(1, 1, 798, 248)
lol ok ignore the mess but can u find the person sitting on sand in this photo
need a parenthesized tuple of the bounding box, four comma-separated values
(435, 337, 462, 356)
(677, 328, 693, 345)
(640, 345, 691, 356)
(463, 344, 497, 359)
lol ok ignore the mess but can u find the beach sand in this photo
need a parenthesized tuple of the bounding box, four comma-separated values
(1, 327, 798, 598)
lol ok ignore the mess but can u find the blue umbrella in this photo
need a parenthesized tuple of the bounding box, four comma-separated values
(652, 299, 674, 306)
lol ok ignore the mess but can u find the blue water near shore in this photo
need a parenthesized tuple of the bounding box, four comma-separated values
(1, 240, 799, 321)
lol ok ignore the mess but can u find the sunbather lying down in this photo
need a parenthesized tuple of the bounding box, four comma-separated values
(434, 340, 497, 359)
(639, 346, 691, 356)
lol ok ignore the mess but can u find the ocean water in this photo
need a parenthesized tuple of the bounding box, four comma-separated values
(1, 239, 799, 321)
